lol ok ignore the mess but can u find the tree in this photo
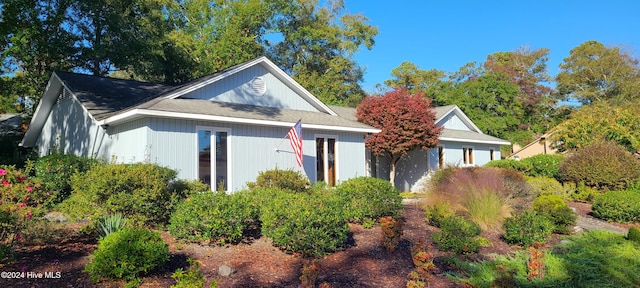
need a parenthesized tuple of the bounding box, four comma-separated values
(549, 102, 640, 153)
(269, 0, 377, 106)
(384, 61, 447, 96)
(356, 88, 442, 185)
(556, 40, 640, 104)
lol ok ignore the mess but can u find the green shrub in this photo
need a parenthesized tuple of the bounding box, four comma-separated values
(85, 228, 169, 282)
(247, 168, 311, 193)
(484, 159, 532, 174)
(532, 195, 576, 234)
(0, 134, 37, 168)
(432, 216, 482, 255)
(97, 213, 128, 239)
(527, 176, 574, 200)
(424, 202, 455, 227)
(260, 192, 349, 257)
(592, 190, 640, 223)
(168, 191, 259, 245)
(628, 227, 640, 244)
(335, 176, 403, 224)
(169, 179, 211, 197)
(559, 141, 640, 191)
(520, 154, 564, 179)
(59, 163, 182, 226)
(569, 181, 603, 202)
(171, 258, 209, 288)
(35, 154, 100, 203)
(503, 209, 554, 247)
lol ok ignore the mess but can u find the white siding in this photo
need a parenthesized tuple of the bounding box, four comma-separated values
(181, 65, 318, 112)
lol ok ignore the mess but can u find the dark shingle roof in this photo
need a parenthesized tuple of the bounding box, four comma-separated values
(55, 71, 174, 120)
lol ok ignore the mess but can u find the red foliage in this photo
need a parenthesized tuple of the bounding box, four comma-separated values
(356, 88, 442, 164)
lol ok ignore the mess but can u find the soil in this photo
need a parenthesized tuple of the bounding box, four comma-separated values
(1, 201, 635, 288)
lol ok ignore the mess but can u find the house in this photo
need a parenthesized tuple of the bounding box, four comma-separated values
(0, 113, 22, 135)
(509, 132, 557, 160)
(20, 57, 379, 192)
(334, 105, 510, 192)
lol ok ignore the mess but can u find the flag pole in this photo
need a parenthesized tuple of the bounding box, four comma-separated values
(275, 119, 302, 151)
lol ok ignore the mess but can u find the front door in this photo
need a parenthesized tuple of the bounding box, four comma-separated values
(198, 128, 229, 191)
(316, 136, 337, 186)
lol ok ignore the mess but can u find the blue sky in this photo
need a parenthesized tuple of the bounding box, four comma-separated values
(343, 1, 640, 93)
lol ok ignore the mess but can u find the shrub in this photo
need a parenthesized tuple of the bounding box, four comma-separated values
(527, 176, 574, 200)
(559, 141, 640, 191)
(168, 191, 259, 245)
(520, 154, 564, 179)
(1, 165, 53, 209)
(335, 176, 403, 224)
(502, 209, 554, 247)
(379, 216, 403, 253)
(424, 202, 455, 227)
(592, 190, 640, 223)
(532, 195, 576, 234)
(171, 258, 210, 288)
(97, 213, 128, 239)
(432, 216, 482, 255)
(569, 181, 602, 202)
(85, 228, 169, 282)
(60, 163, 182, 226)
(34, 154, 99, 203)
(628, 227, 640, 244)
(260, 192, 349, 257)
(247, 168, 311, 193)
(484, 159, 532, 174)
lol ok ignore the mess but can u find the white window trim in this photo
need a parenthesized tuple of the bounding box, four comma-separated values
(462, 146, 475, 166)
(315, 134, 339, 185)
(195, 126, 232, 192)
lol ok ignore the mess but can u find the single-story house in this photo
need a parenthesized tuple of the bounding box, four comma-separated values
(21, 57, 379, 192)
(509, 132, 557, 160)
(0, 113, 22, 135)
(332, 105, 511, 192)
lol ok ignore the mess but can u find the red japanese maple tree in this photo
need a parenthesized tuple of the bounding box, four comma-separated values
(356, 88, 442, 186)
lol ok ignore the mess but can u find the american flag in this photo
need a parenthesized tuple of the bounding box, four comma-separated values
(287, 120, 303, 167)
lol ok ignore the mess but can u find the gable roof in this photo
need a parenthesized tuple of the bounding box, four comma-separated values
(335, 104, 509, 146)
(22, 57, 378, 147)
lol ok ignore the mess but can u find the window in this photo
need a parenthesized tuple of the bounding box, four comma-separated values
(316, 136, 337, 186)
(490, 148, 495, 161)
(197, 127, 230, 191)
(463, 147, 474, 165)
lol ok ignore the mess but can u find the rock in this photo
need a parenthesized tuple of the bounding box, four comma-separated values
(43, 211, 68, 223)
(218, 265, 235, 277)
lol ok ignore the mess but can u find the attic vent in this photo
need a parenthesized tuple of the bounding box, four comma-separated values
(250, 77, 266, 96)
(57, 89, 71, 104)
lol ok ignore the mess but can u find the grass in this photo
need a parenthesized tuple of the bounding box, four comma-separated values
(450, 230, 640, 287)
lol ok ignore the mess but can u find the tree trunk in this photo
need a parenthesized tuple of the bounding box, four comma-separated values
(389, 159, 396, 189)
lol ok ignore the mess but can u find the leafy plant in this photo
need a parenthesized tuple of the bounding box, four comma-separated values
(532, 195, 576, 234)
(559, 141, 640, 191)
(379, 216, 402, 253)
(97, 213, 128, 239)
(527, 176, 574, 200)
(59, 163, 183, 226)
(247, 168, 311, 193)
(171, 258, 213, 288)
(431, 216, 482, 255)
(521, 154, 564, 179)
(627, 226, 640, 244)
(592, 190, 640, 223)
(85, 228, 169, 282)
(424, 202, 455, 228)
(34, 154, 100, 203)
(260, 192, 349, 257)
(502, 209, 554, 247)
(335, 176, 403, 224)
(168, 191, 259, 245)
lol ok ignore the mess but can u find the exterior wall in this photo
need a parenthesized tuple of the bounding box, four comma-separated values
(438, 112, 471, 131)
(35, 92, 150, 162)
(181, 65, 318, 112)
(510, 138, 557, 159)
(369, 141, 502, 192)
(143, 117, 367, 192)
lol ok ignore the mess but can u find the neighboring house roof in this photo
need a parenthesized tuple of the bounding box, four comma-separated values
(0, 113, 22, 134)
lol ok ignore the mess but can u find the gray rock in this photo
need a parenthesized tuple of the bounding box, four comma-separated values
(43, 211, 68, 223)
(218, 265, 235, 277)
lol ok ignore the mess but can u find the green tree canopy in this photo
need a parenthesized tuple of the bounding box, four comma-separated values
(556, 40, 640, 105)
(549, 102, 640, 153)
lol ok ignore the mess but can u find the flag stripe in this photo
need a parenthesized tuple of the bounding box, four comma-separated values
(287, 120, 303, 167)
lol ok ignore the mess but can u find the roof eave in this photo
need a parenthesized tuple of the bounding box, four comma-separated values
(439, 136, 511, 146)
(97, 109, 380, 134)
